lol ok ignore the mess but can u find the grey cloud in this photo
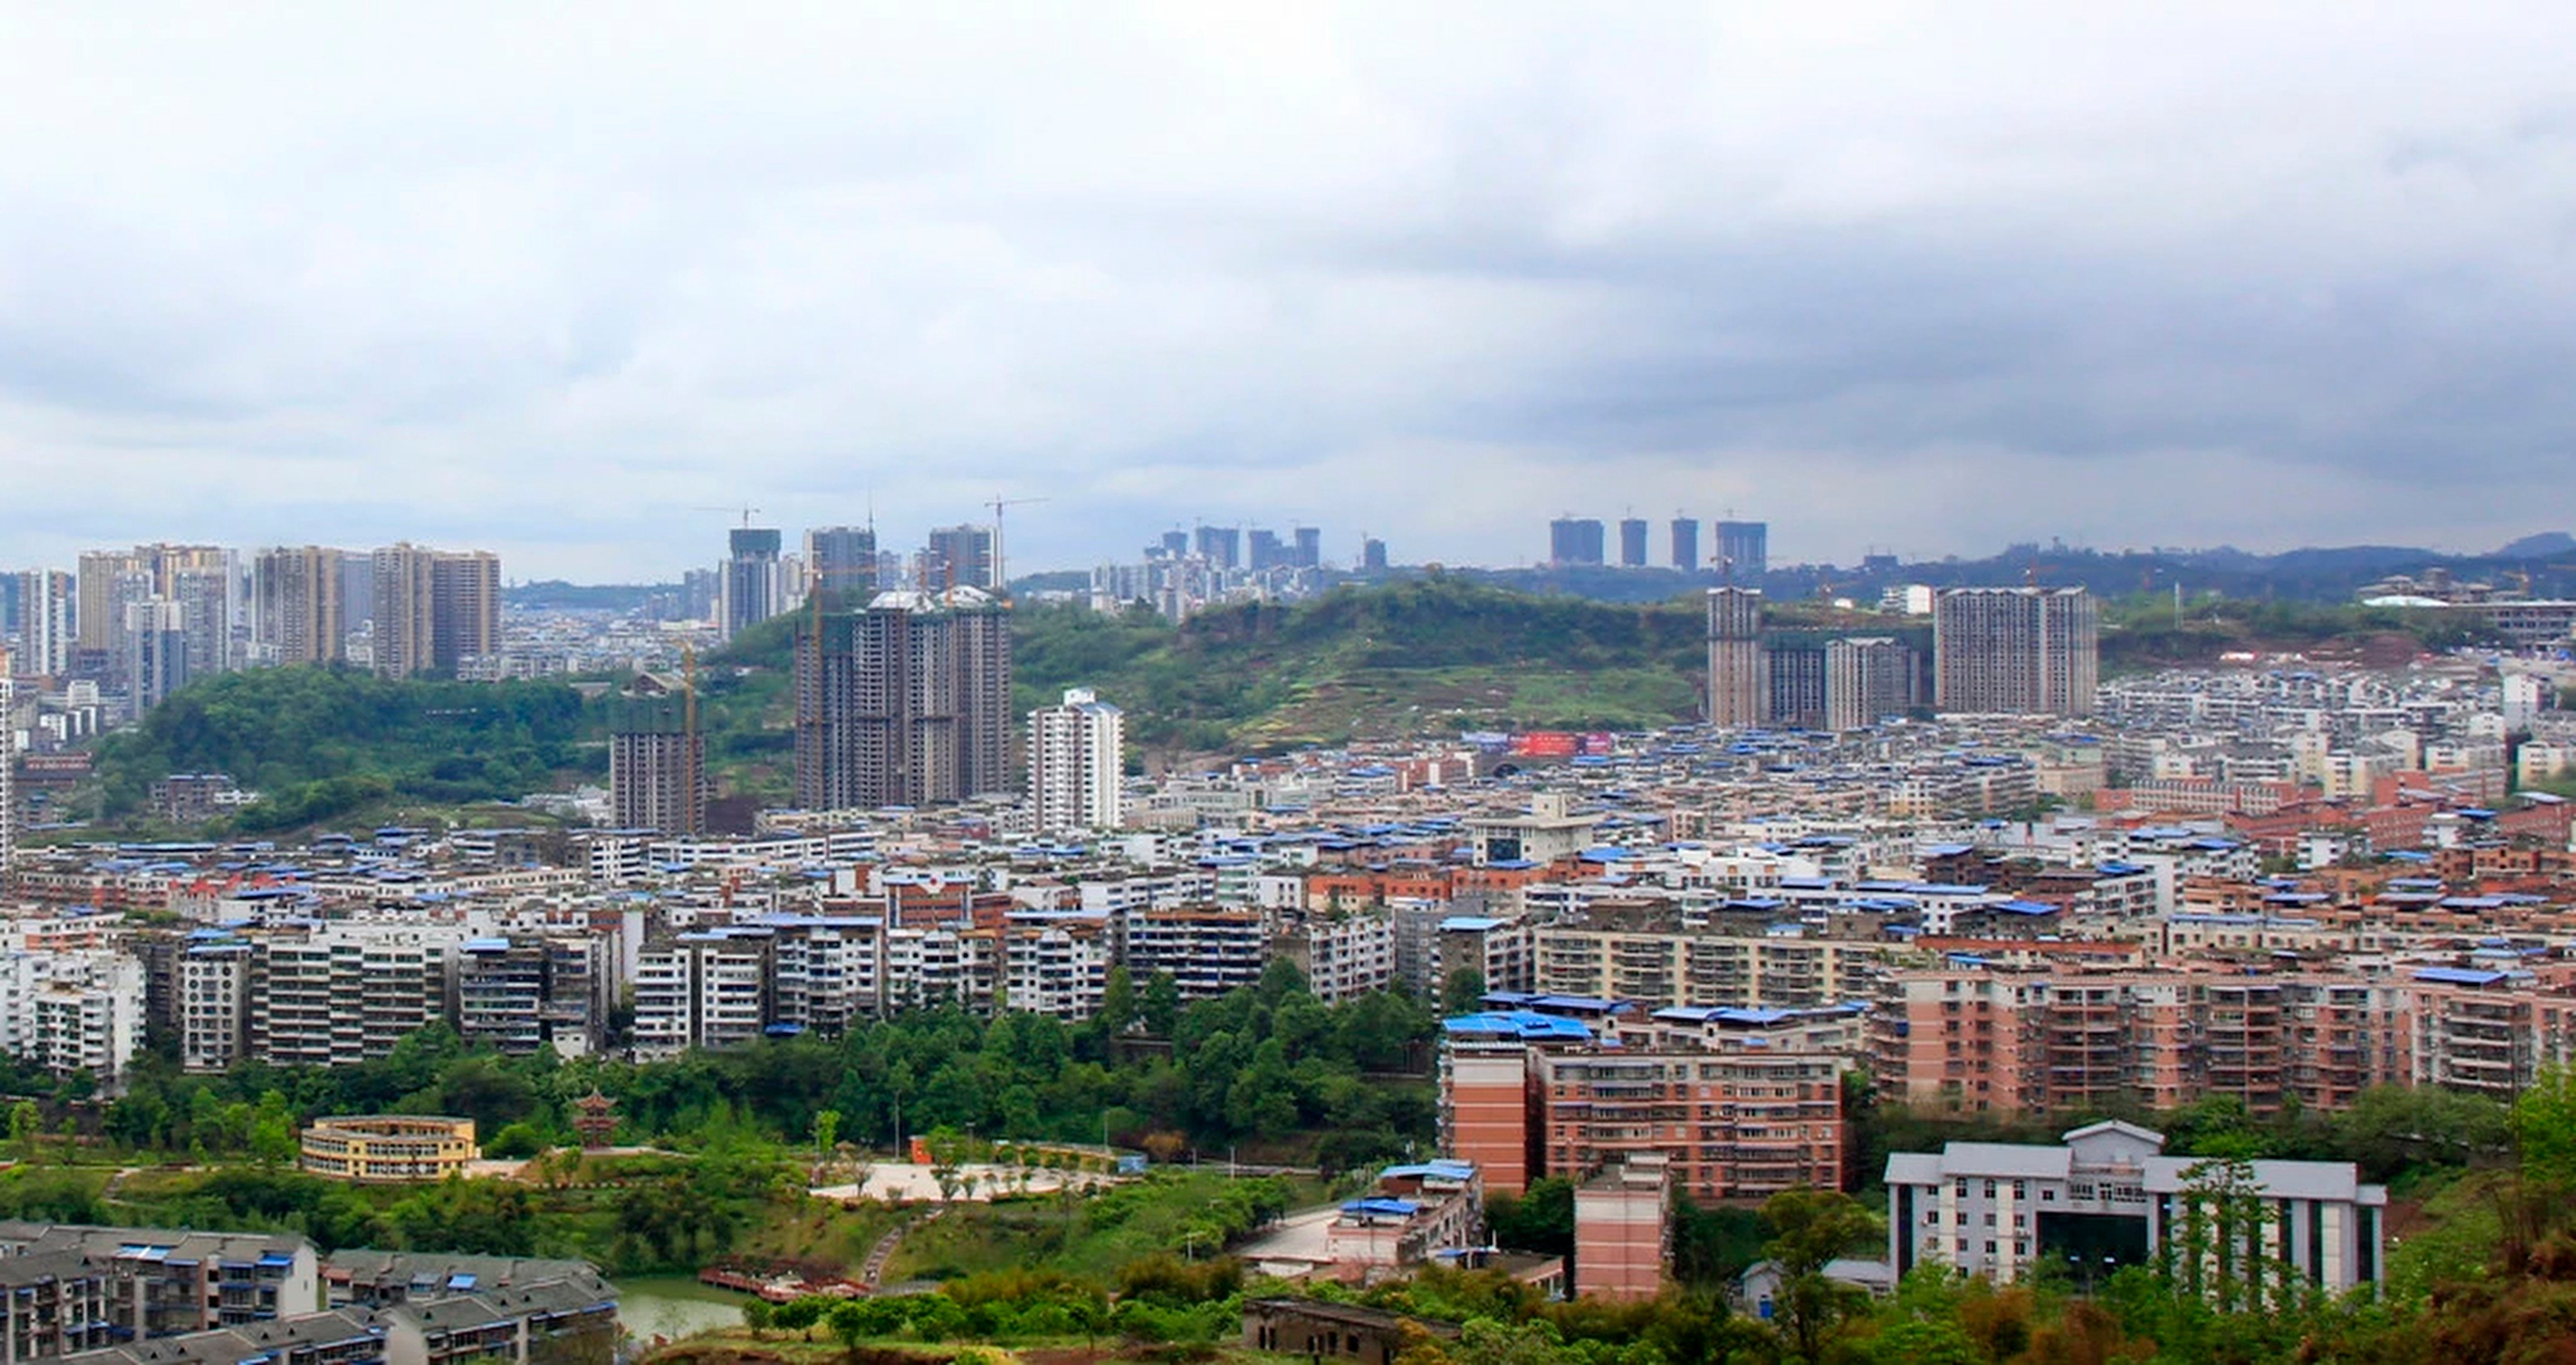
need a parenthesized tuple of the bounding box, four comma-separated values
(3, 4, 2575, 576)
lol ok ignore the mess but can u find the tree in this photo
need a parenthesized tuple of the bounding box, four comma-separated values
(1441, 967, 1488, 1017)
(2510, 1064, 2576, 1186)
(7, 1101, 40, 1164)
(1142, 971, 1182, 1037)
(812, 1108, 841, 1157)
(1486, 1178, 1576, 1256)
(1099, 966, 1140, 1039)
(1761, 1186, 1884, 1362)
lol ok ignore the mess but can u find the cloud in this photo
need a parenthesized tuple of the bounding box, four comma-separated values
(2, 2, 2573, 577)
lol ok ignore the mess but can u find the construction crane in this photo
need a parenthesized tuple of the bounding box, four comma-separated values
(692, 504, 764, 528)
(987, 496, 1050, 598)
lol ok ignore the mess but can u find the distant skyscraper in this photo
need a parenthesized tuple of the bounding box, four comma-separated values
(13, 571, 71, 677)
(1195, 525, 1241, 571)
(805, 526, 879, 605)
(610, 673, 705, 834)
(1670, 519, 1700, 573)
(1294, 526, 1322, 569)
(0, 669, 13, 867)
(796, 588, 1014, 810)
(1028, 686, 1124, 835)
(1715, 521, 1769, 579)
(430, 551, 500, 673)
(1706, 588, 1766, 727)
(922, 524, 997, 590)
(1934, 588, 2099, 717)
(167, 562, 234, 679)
(1549, 518, 1606, 567)
(722, 527, 785, 639)
(1617, 518, 1649, 568)
(1361, 538, 1389, 572)
(252, 547, 345, 666)
(371, 544, 500, 677)
(74, 550, 140, 654)
(1248, 528, 1288, 571)
(1158, 530, 1190, 558)
(124, 599, 190, 711)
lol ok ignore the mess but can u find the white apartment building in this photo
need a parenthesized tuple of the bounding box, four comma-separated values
(1000, 912, 1113, 1018)
(1115, 906, 1268, 1000)
(0, 951, 145, 1088)
(631, 930, 773, 1061)
(1028, 688, 1125, 834)
(1282, 912, 1397, 1004)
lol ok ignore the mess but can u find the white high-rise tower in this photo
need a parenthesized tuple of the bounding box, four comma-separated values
(1028, 688, 1124, 835)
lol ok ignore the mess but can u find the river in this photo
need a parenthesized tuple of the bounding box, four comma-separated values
(613, 1274, 749, 1342)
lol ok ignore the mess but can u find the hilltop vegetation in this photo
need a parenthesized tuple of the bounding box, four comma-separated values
(1014, 577, 1714, 752)
(91, 667, 603, 831)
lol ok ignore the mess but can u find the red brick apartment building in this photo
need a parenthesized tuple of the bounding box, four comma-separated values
(1441, 1008, 1847, 1200)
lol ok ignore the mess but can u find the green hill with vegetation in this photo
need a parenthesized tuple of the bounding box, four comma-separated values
(91, 667, 606, 832)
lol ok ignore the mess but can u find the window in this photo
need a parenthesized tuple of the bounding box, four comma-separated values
(2042, 1188, 2056, 1202)
(1984, 1181, 1996, 1198)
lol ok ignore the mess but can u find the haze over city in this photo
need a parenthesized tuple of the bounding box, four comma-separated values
(8, 4, 2576, 579)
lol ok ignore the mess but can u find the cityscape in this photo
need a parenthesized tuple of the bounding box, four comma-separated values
(8, 5, 2576, 1365)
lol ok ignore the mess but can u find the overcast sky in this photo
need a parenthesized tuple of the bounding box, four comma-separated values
(5, 3, 2575, 580)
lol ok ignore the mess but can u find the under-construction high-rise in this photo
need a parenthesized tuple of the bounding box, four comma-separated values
(795, 588, 1013, 810)
(609, 672, 705, 834)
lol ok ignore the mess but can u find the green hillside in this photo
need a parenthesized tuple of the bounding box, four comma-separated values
(91, 667, 607, 832)
(1016, 577, 1713, 751)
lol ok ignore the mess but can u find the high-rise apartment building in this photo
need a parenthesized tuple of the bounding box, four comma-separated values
(805, 526, 879, 604)
(431, 550, 498, 673)
(75, 550, 142, 653)
(1361, 537, 1389, 572)
(12, 571, 71, 677)
(721, 527, 783, 639)
(1028, 687, 1124, 834)
(923, 524, 997, 590)
(1617, 518, 1649, 568)
(1825, 635, 1922, 731)
(1294, 526, 1322, 569)
(252, 547, 345, 666)
(371, 545, 500, 677)
(1194, 525, 1241, 571)
(167, 561, 234, 678)
(1247, 528, 1288, 571)
(1714, 521, 1767, 579)
(0, 670, 13, 869)
(1934, 587, 2100, 716)
(124, 600, 190, 711)
(1705, 588, 1766, 727)
(1549, 518, 1606, 567)
(608, 674, 704, 835)
(795, 588, 1014, 810)
(1670, 518, 1700, 572)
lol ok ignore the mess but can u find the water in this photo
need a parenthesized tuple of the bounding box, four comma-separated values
(613, 1274, 749, 1342)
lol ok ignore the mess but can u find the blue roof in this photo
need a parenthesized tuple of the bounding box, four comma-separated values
(2412, 967, 2511, 986)
(1442, 1011, 1593, 1042)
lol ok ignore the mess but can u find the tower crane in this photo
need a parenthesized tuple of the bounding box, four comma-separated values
(691, 505, 764, 528)
(987, 496, 1050, 598)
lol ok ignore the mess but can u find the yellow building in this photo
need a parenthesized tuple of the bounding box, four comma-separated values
(300, 1115, 479, 1183)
